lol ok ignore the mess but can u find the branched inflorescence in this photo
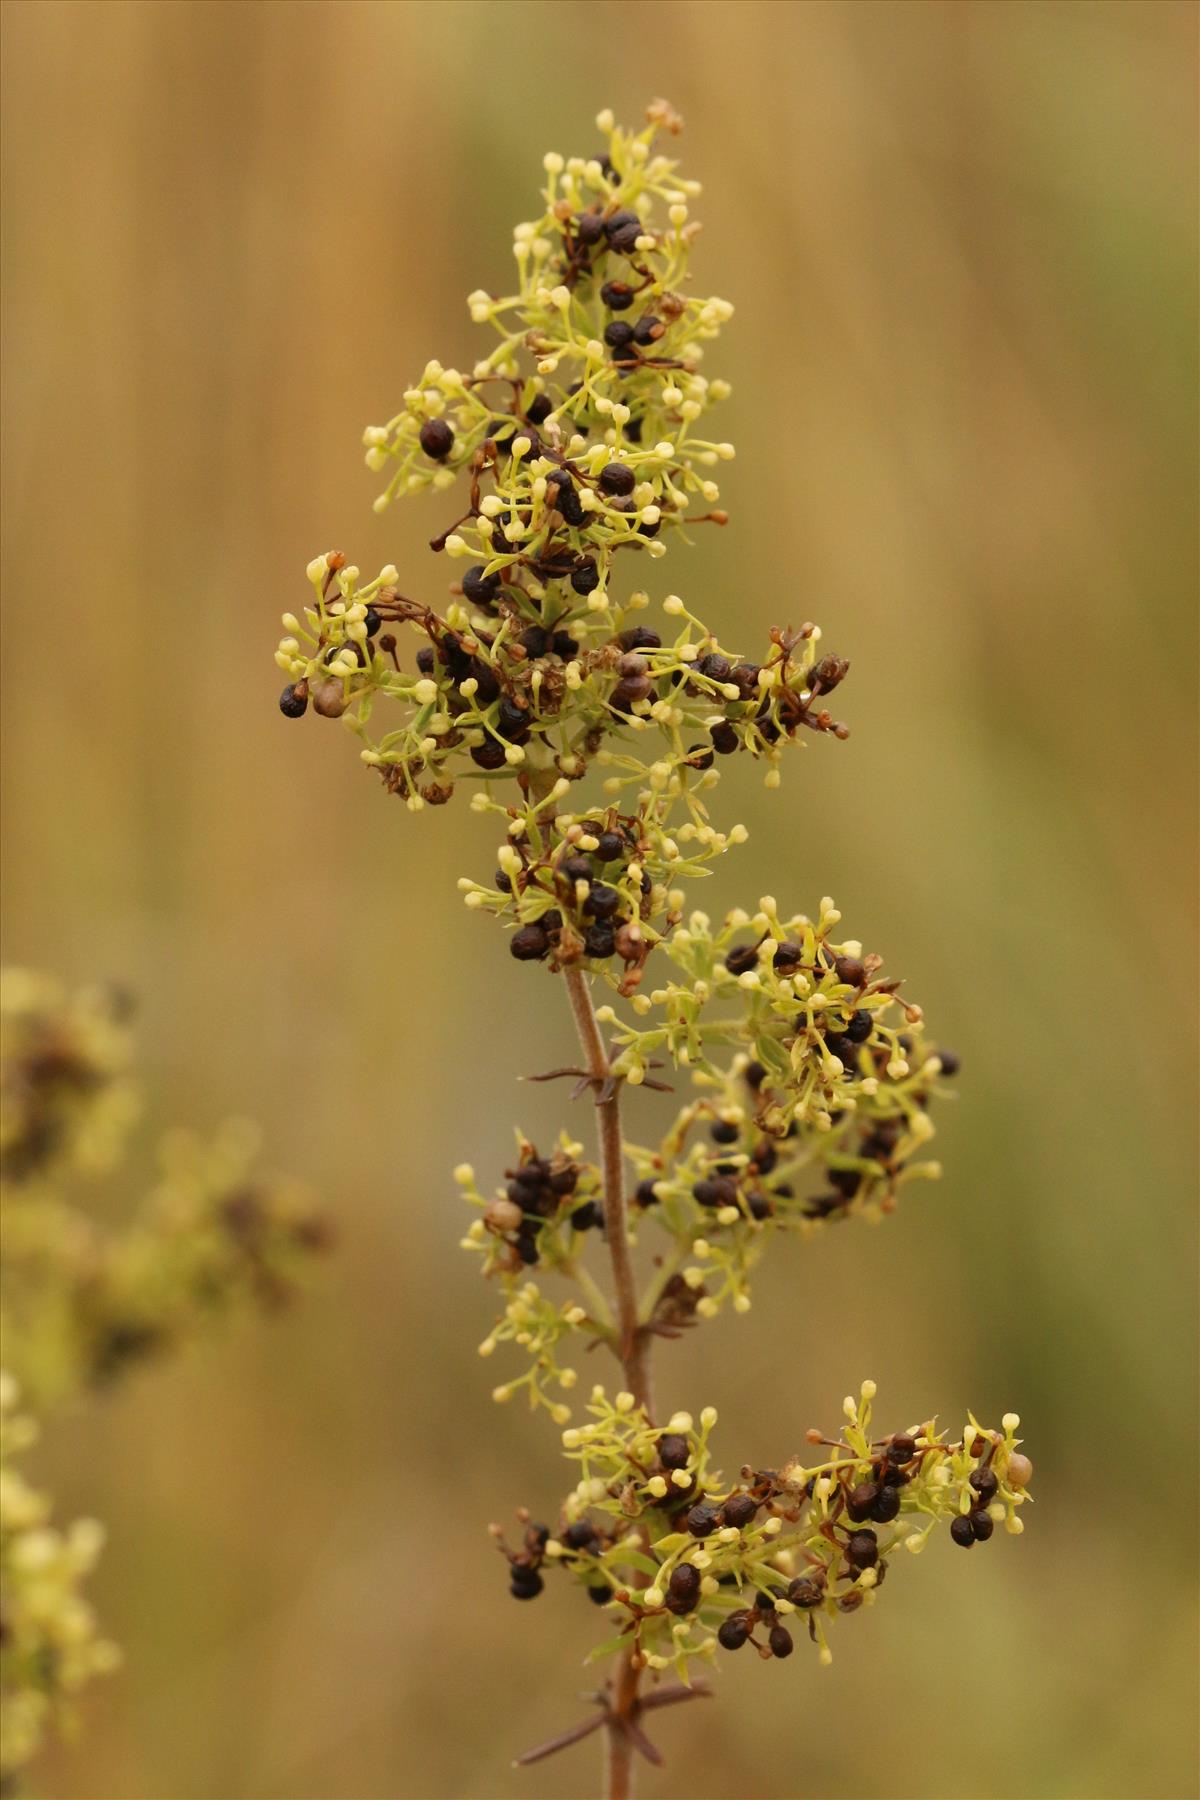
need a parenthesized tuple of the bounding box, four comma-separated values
(0, 972, 329, 1777)
(276, 101, 1028, 1792)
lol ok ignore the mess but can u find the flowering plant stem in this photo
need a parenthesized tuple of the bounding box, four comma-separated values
(563, 966, 654, 1419)
(563, 962, 654, 1795)
(274, 100, 1032, 1795)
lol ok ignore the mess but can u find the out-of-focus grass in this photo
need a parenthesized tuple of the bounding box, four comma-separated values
(1, 3, 1196, 1796)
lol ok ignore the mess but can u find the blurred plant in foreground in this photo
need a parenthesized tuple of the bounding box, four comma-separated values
(276, 100, 1031, 1798)
(0, 971, 329, 1783)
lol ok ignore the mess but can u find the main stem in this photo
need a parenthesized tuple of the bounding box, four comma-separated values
(562, 966, 655, 1416)
(562, 964, 654, 1800)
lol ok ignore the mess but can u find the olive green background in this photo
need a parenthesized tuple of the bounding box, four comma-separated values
(2, 2, 1197, 1797)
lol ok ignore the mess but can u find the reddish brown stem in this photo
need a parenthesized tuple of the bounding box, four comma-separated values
(562, 964, 655, 1799)
(562, 966, 655, 1418)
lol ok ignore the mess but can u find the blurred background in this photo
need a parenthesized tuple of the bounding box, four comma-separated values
(2, 2, 1197, 1796)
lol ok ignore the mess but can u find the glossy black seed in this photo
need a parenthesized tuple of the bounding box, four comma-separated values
(497, 696, 530, 738)
(887, 1434, 917, 1464)
(494, 869, 512, 893)
(872, 1486, 902, 1524)
(509, 1569, 544, 1598)
(786, 1578, 823, 1609)
(710, 1119, 740, 1145)
(571, 1200, 602, 1231)
(617, 626, 661, 651)
(668, 1562, 700, 1604)
(846, 1529, 879, 1570)
(514, 1231, 540, 1266)
(571, 560, 601, 596)
(685, 1503, 721, 1539)
(634, 1179, 659, 1209)
(584, 922, 615, 958)
(950, 1515, 977, 1548)
(462, 565, 501, 606)
(594, 830, 624, 862)
(363, 607, 382, 638)
(563, 1520, 599, 1550)
(847, 1481, 880, 1524)
(747, 1193, 773, 1221)
(694, 652, 731, 685)
(722, 1493, 759, 1529)
(692, 1177, 738, 1209)
(604, 319, 635, 352)
(730, 663, 760, 699)
(419, 417, 454, 460)
(600, 279, 634, 311)
(552, 631, 579, 658)
(744, 1060, 767, 1089)
(633, 313, 662, 346)
(833, 954, 866, 987)
(510, 924, 549, 962)
(471, 739, 507, 770)
(938, 1049, 961, 1077)
(638, 515, 661, 537)
(471, 662, 500, 703)
(546, 1162, 576, 1192)
(605, 209, 644, 253)
(584, 883, 620, 919)
(659, 1433, 690, 1470)
(279, 683, 308, 718)
(587, 1584, 610, 1604)
(516, 626, 548, 660)
(715, 1612, 750, 1651)
(525, 393, 553, 424)
(710, 721, 739, 755)
(846, 1009, 874, 1044)
(969, 1468, 999, 1504)
(599, 461, 636, 496)
(724, 942, 760, 976)
(768, 1623, 794, 1659)
(971, 1512, 995, 1542)
(548, 473, 585, 526)
(575, 210, 606, 245)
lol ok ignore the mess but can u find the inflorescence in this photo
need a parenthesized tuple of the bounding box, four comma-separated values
(275, 98, 1028, 1770)
(0, 972, 329, 1776)
(492, 1382, 1032, 1679)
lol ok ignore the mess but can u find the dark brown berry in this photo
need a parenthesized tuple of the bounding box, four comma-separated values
(419, 417, 454, 461)
(969, 1468, 999, 1504)
(722, 1492, 759, 1529)
(598, 461, 636, 496)
(279, 682, 308, 718)
(685, 1503, 721, 1539)
(847, 1481, 880, 1523)
(717, 1612, 750, 1650)
(510, 924, 549, 962)
(950, 1515, 976, 1548)
(846, 1529, 878, 1570)
(768, 1623, 794, 1659)
(659, 1433, 690, 1470)
(600, 279, 634, 310)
